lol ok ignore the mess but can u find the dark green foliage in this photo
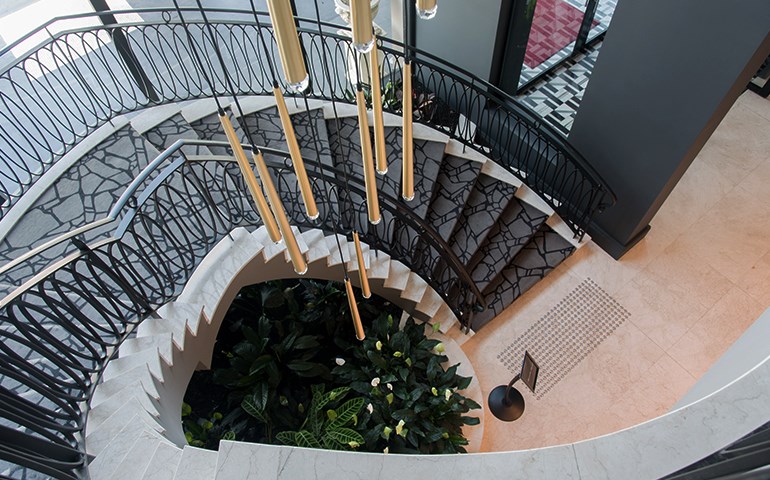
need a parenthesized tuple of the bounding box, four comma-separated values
(182, 278, 479, 454)
(333, 315, 480, 454)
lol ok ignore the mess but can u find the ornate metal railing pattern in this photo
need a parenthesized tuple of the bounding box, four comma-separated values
(0, 7, 614, 238)
(0, 140, 481, 478)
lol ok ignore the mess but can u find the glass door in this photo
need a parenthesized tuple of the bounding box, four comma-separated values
(519, 0, 590, 86)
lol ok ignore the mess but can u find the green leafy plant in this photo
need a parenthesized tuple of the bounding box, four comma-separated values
(333, 315, 481, 454)
(269, 385, 365, 450)
(183, 279, 479, 454)
(181, 402, 235, 449)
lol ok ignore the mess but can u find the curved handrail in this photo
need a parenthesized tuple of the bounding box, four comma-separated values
(0, 7, 615, 239)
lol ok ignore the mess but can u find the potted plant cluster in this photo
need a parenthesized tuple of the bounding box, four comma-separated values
(182, 278, 480, 454)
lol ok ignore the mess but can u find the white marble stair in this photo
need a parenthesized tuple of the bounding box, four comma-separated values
(173, 446, 218, 480)
(142, 442, 184, 480)
(87, 415, 167, 480)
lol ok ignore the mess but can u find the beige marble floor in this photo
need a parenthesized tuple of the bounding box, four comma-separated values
(463, 91, 770, 452)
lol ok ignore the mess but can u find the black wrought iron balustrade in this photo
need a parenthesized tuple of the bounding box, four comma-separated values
(0, 139, 481, 478)
(0, 7, 614, 239)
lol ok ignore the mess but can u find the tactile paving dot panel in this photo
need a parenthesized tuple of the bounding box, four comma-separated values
(497, 277, 630, 399)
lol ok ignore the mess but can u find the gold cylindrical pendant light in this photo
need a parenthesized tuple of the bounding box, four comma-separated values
(402, 62, 414, 201)
(220, 114, 282, 242)
(344, 276, 366, 340)
(273, 86, 319, 220)
(266, 0, 309, 91)
(416, 0, 438, 19)
(352, 231, 371, 299)
(370, 43, 387, 175)
(355, 88, 381, 225)
(252, 151, 308, 275)
(349, 0, 374, 54)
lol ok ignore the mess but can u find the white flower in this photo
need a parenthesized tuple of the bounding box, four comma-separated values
(395, 419, 405, 436)
(371, 377, 381, 387)
(386, 383, 393, 391)
(433, 342, 445, 354)
(383, 447, 389, 454)
(335, 357, 346, 366)
(366, 403, 374, 414)
(444, 389, 452, 401)
(375, 340, 383, 351)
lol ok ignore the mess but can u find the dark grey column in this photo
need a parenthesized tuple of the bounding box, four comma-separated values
(413, 0, 506, 82)
(569, 0, 770, 259)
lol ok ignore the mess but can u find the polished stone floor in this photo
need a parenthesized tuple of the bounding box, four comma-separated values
(463, 91, 770, 451)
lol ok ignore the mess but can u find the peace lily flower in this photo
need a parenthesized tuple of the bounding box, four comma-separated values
(383, 426, 392, 440)
(349, 441, 360, 448)
(383, 447, 389, 454)
(386, 393, 394, 404)
(375, 340, 383, 351)
(433, 342, 445, 354)
(371, 377, 381, 387)
(405, 358, 412, 367)
(431, 387, 438, 396)
(335, 357, 346, 366)
(386, 383, 393, 391)
(444, 389, 452, 401)
(366, 403, 374, 414)
(395, 419, 406, 436)
(393, 351, 402, 357)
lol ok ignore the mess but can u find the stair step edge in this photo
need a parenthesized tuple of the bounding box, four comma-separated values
(173, 446, 218, 480)
(141, 442, 184, 480)
(87, 415, 162, 479)
(94, 429, 171, 480)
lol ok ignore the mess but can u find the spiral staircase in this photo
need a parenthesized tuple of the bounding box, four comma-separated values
(0, 6, 617, 479)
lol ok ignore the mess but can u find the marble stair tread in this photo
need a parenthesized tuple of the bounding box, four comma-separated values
(140, 112, 213, 156)
(228, 95, 276, 117)
(91, 363, 160, 408)
(135, 316, 188, 352)
(102, 347, 166, 382)
(177, 227, 265, 309)
(86, 415, 160, 479)
(87, 387, 161, 434)
(95, 428, 171, 480)
(366, 250, 391, 279)
(345, 238, 371, 271)
(141, 441, 183, 480)
(383, 259, 411, 291)
(325, 234, 351, 266)
(473, 226, 576, 330)
(173, 446, 218, 480)
(119, 332, 174, 364)
(416, 287, 444, 319)
(400, 272, 429, 303)
(129, 104, 182, 135)
(301, 229, 330, 264)
(214, 441, 282, 479)
(85, 398, 163, 457)
(186, 107, 245, 156)
(467, 198, 550, 292)
(258, 226, 309, 263)
(447, 173, 518, 266)
(156, 301, 206, 340)
(433, 302, 459, 333)
(424, 154, 483, 241)
(180, 98, 223, 124)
